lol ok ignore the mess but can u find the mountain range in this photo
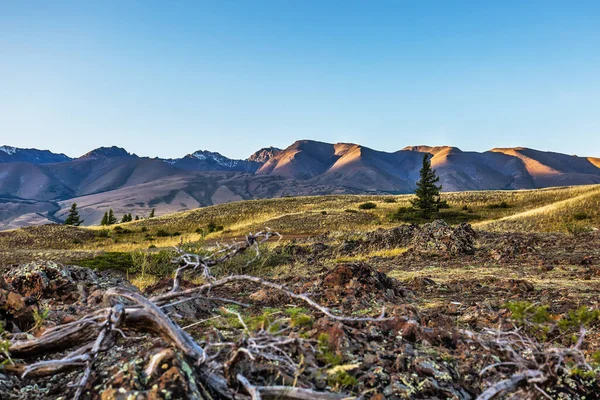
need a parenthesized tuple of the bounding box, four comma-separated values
(1, 140, 599, 230)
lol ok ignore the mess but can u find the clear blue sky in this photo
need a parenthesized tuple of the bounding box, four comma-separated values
(1, 0, 599, 159)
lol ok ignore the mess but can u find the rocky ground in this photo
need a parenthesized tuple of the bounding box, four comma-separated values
(1, 222, 599, 399)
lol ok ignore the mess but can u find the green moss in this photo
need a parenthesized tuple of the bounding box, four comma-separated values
(504, 301, 552, 324)
(317, 333, 343, 366)
(246, 311, 281, 333)
(569, 367, 597, 379)
(327, 370, 358, 391)
(557, 307, 600, 331)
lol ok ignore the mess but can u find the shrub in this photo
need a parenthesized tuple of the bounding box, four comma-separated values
(320, 211, 327, 215)
(344, 209, 358, 213)
(488, 201, 510, 209)
(156, 229, 171, 237)
(113, 226, 133, 235)
(212, 244, 291, 277)
(388, 206, 480, 225)
(207, 221, 224, 233)
(76, 250, 175, 276)
(358, 202, 377, 210)
(383, 197, 396, 203)
(505, 301, 552, 325)
(197, 221, 224, 236)
(96, 229, 110, 238)
(573, 212, 590, 221)
(565, 222, 593, 236)
(557, 306, 600, 331)
(131, 250, 175, 277)
(76, 252, 134, 273)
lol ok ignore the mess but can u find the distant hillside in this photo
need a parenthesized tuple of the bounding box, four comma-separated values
(0, 140, 599, 229)
(258, 141, 600, 192)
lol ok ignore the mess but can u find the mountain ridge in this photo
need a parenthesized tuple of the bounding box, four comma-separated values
(1, 140, 599, 230)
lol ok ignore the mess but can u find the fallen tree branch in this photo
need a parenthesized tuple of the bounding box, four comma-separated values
(477, 369, 545, 400)
(153, 275, 389, 323)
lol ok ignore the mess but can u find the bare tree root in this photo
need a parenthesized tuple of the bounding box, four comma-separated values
(3, 230, 596, 399)
(470, 326, 595, 399)
(2, 231, 375, 399)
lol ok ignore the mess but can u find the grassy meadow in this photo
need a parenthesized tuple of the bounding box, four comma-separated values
(0, 184, 598, 256)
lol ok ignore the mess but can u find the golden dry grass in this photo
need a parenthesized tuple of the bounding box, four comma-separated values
(1, 185, 598, 252)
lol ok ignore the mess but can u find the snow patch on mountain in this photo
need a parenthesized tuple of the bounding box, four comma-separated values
(0, 146, 17, 155)
(190, 150, 244, 168)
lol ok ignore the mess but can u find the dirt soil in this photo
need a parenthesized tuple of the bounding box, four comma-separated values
(1, 222, 599, 399)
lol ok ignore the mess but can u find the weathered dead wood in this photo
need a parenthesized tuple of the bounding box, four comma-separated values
(8, 316, 104, 358)
(105, 288, 207, 364)
(172, 230, 281, 291)
(153, 274, 389, 323)
(471, 324, 593, 399)
(477, 369, 544, 400)
(237, 374, 262, 400)
(258, 386, 354, 400)
(2, 230, 369, 400)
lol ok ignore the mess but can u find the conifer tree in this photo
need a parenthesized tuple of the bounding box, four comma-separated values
(121, 214, 129, 223)
(101, 211, 109, 226)
(64, 203, 83, 226)
(135, 215, 140, 221)
(410, 154, 443, 218)
(108, 209, 117, 225)
(149, 208, 155, 218)
(128, 213, 133, 221)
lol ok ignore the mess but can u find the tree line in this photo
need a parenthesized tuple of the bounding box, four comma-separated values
(64, 204, 156, 226)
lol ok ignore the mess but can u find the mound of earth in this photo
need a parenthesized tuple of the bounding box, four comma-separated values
(363, 225, 416, 250)
(315, 263, 409, 313)
(411, 220, 476, 255)
(486, 234, 544, 263)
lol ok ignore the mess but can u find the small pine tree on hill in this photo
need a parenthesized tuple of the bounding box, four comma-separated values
(64, 203, 83, 226)
(149, 208, 155, 218)
(121, 214, 129, 223)
(101, 211, 109, 226)
(108, 209, 118, 225)
(411, 154, 443, 218)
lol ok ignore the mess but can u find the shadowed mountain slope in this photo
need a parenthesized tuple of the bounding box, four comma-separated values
(0, 146, 72, 164)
